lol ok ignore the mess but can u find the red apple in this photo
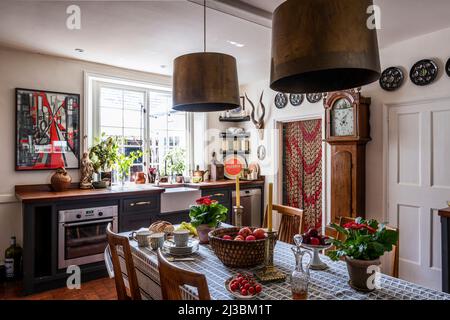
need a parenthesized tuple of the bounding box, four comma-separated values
(238, 227, 252, 238)
(307, 228, 319, 237)
(245, 235, 256, 241)
(302, 235, 311, 244)
(223, 235, 232, 240)
(234, 235, 245, 241)
(252, 228, 266, 240)
(310, 237, 320, 245)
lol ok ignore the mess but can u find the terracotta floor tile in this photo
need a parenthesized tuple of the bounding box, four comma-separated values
(0, 277, 117, 300)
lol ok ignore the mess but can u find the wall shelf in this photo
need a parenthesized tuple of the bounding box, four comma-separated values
(219, 132, 250, 139)
(219, 116, 250, 123)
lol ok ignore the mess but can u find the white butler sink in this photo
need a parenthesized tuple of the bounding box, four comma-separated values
(160, 187, 201, 213)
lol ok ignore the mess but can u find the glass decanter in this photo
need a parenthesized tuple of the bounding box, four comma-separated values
(290, 235, 312, 300)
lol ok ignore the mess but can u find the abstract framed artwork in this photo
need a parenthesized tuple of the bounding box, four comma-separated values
(15, 88, 81, 171)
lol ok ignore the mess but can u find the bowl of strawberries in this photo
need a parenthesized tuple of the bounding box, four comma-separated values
(225, 272, 263, 299)
(209, 227, 266, 268)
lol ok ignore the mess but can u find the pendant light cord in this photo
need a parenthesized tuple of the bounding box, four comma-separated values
(203, 0, 206, 52)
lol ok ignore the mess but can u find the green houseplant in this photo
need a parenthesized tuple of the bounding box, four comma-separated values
(89, 133, 119, 182)
(189, 196, 228, 244)
(327, 217, 398, 291)
(115, 150, 143, 185)
(163, 147, 186, 182)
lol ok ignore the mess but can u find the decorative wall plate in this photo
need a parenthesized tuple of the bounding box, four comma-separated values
(257, 145, 266, 161)
(223, 154, 247, 179)
(274, 92, 288, 109)
(306, 93, 323, 103)
(379, 67, 404, 91)
(446, 58, 450, 77)
(410, 59, 439, 86)
(289, 94, 304, 106)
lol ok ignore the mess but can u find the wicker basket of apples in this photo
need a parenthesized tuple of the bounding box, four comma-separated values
(208, 227, 266, 268)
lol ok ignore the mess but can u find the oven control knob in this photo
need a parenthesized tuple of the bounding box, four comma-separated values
(76, 214, 82, 219)
(98, 212, 104, 217)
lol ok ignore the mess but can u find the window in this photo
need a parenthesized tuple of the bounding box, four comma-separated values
(89, 75, 190, 181)
(148, 91, 187, 175)
(98, 85, 145, 177)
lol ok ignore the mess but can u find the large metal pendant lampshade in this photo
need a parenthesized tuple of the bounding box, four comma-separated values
(172, 1, 240, 112)
(270, 0, 381, 94)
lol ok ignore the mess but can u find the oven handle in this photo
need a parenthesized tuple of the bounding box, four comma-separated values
(62, 218, 115, 227)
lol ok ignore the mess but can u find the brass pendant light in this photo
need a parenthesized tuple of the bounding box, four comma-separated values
(270, 0, 381, 94)
(172, 0, 240, 112)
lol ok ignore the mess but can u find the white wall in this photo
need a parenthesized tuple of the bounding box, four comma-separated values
(238, 81, 329, 229)
(238, 26, 450, 229)
(205, 108, 248, 169)
(0, 46, 171, 257)
(363, 26, 450, 222)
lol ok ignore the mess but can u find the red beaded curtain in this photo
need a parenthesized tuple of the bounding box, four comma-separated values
(283, 119, 322, 231)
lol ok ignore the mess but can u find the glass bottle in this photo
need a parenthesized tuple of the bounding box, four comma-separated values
(5, 236, 23, 280)
(290, 235, 312, 300)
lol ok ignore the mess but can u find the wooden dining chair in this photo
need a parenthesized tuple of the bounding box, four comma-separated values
(335, 217, 400, 278)
(263, 204, 304, 244)
(157, 248, 211, 300)
(106, 223, 141, 300)
(386, 225, 400, 278)
(323, 225, 339, 253)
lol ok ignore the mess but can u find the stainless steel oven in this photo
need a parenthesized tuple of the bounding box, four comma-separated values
(58, 205, 118, 269)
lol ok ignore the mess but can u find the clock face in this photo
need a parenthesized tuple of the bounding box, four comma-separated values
(331, 98, 354, 137)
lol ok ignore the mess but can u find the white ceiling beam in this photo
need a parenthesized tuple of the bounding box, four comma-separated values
(187, 0, 272, 28)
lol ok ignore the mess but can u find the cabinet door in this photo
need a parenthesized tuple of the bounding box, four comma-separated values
(120, 213, 154, 232)
(202, 188, 232, 223)
(158, 210, 190, 225)
(331, 148, 353, 222)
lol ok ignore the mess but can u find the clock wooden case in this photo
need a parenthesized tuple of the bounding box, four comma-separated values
(324, 89, 371, 223)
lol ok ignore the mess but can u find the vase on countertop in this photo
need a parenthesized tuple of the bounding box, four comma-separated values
(50, 167, 72, 192)
(196, 224, 214, 244)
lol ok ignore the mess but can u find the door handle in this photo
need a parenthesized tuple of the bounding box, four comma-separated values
(213, 193, 225, 197)
(130, 201, 151, 207)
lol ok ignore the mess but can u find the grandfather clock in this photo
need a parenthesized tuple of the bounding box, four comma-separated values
(324, 89, 371, 223)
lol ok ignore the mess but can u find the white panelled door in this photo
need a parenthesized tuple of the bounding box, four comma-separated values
(388, 99, 450, 290)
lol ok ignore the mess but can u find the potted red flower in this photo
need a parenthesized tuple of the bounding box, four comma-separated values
(327, 217, 398, 292)
(189, 196, 228, 244)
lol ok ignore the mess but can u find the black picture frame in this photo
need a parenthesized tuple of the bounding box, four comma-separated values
(15, 88, 81, 171)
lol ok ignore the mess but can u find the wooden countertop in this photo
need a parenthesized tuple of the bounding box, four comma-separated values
(184, 178, 265, 190)
(15, 178, 265, 203)
(15, 184, 165, 203)
(439, 207, 450, 218)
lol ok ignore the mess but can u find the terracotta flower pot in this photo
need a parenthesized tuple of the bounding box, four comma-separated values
(345, 256, 381, 292)
(196, 224, 214, 244)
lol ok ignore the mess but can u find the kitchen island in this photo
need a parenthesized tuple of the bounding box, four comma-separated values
(15, 178, 264, 294)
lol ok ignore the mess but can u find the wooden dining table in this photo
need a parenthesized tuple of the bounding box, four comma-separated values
(105, 228, 450, 300)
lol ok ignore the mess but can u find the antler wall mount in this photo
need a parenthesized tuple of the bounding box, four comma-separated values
(245, 91, 266, 140)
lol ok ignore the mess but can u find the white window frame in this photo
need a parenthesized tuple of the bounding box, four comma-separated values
(84, 72, 197, 175)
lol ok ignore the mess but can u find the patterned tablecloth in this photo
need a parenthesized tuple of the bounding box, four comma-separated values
(106, 234, 450, 300)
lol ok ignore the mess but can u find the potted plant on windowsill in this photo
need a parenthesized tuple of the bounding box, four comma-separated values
(89, 134, 119, 186)
(115, 150, 143, 186)
(189, 196, 228, 244)
(326, 217, 398, 292)
(163, 147, 186, 183)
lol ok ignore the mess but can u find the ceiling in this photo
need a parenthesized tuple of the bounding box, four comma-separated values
(1, 0, 450, 85)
